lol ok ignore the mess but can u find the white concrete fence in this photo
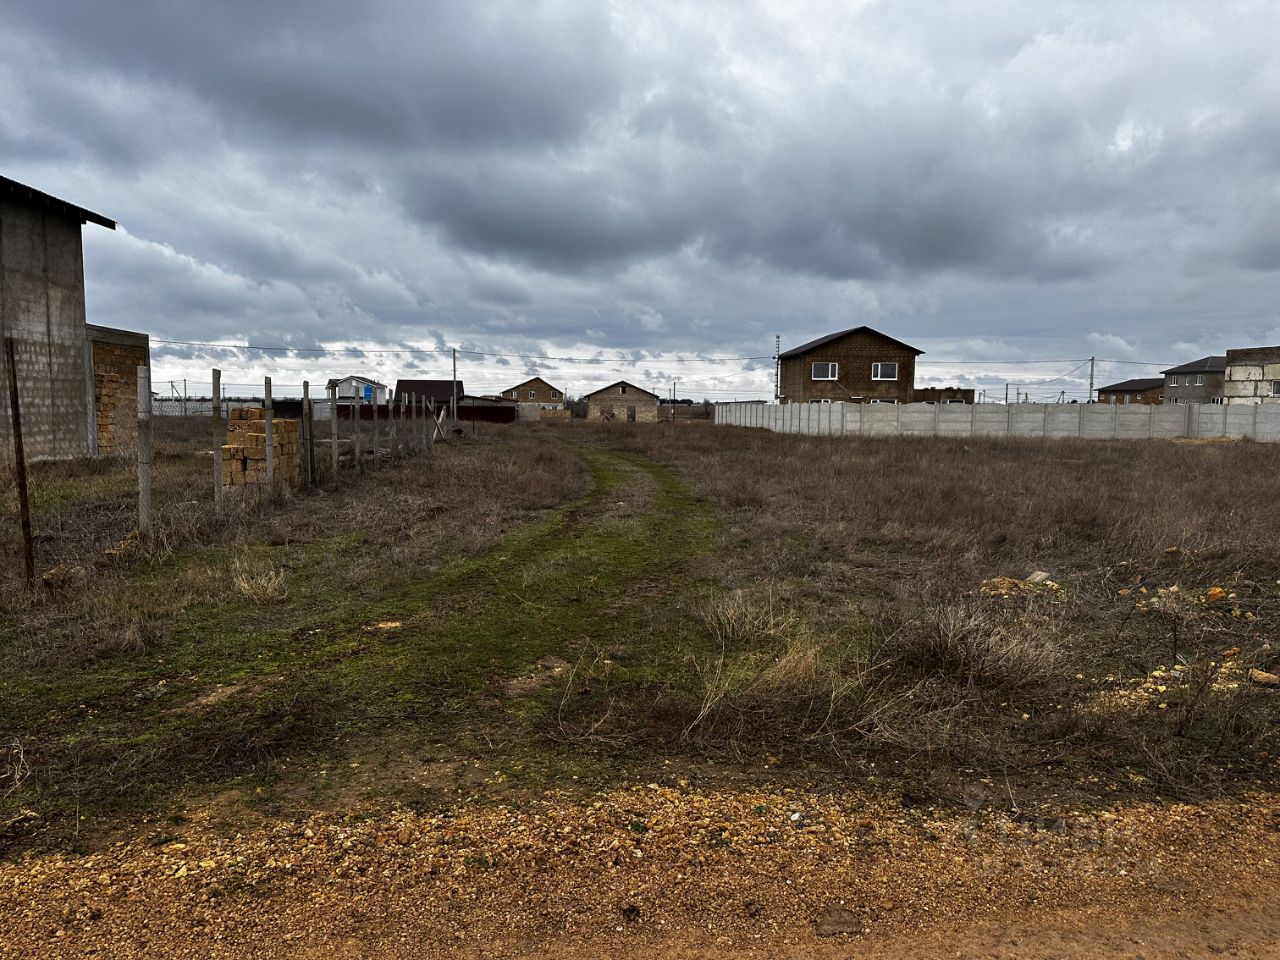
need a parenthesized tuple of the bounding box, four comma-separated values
(714, 401, 1280, 444)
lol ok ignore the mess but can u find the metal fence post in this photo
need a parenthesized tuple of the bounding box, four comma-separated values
(212, 368, 224, 513)
(137, 364, 153, 537)
(4, 338, 35, 587)
(302, 380, 313, 488)
(264, 376, 274, 488)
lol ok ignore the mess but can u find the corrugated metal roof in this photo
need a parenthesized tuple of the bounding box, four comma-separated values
(0, 175, 115, 230)
(778, 326, 924, 359)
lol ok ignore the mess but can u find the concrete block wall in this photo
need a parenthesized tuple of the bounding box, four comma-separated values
(0, 202, 91, 461)
(714, 400, 1280, 445)
(221, 407, 302, 491)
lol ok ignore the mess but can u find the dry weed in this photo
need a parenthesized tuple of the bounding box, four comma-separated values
(231, 554, 288, 604)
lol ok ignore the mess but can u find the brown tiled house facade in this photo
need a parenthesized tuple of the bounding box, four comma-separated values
(502, 376, 564, 408)
(583, 381, 659, 421)
(779, 327, 923, 404)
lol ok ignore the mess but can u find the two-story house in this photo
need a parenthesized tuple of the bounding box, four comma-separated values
(778, 326, 924, 404)
(1160, 356, 1225, 404)
(501, 376, 565, 409)
(1223, 346, 1280, 404)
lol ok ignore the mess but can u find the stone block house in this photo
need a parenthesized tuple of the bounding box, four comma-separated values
(583, 381, 660, 421)
(1, 175, 149, 461)
(501, 376, 565, 409)
(1097, 377, 1165, 405)
(1160, 356, 1225, 404)
(778, 326, 925, 404)
(1223, 346, 1280, 404)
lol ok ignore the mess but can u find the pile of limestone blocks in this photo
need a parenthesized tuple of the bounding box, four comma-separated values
(221, 407, 302, 491)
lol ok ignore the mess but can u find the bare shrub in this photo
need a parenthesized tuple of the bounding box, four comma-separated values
(888, 595, 1062, 690)
(231, 554, 287, 604)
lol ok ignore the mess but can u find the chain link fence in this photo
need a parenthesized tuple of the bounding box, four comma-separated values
(2, 342, 447, 599)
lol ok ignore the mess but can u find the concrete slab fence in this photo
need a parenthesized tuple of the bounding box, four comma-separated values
(713, 401, 1280, 444)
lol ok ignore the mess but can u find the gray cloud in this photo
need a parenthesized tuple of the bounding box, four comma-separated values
(2, 0, 1278, 400)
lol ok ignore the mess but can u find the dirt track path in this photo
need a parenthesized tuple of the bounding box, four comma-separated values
(4, 442, 1278, 958)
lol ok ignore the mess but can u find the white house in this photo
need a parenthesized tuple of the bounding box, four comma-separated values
(326, 376, 387, 404)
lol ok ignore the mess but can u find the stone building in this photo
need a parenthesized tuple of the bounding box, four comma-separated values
(583, 381, 660, 421)
(1, 176, 148, 460)
(1223, 346, 1280, 405)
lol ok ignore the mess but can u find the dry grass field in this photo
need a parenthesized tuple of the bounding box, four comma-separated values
(2, 421, 1277, 957)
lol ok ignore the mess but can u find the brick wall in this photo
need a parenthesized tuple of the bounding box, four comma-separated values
(91, 340, 145, 455)
(586, 397, 659, 421)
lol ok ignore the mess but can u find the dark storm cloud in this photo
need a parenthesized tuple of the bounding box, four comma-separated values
(2, 0, 1279, 396)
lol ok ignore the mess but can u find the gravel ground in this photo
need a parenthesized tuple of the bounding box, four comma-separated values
(3, 782, 1277, 959)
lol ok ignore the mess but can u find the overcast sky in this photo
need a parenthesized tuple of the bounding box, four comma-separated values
(3, 0, 1278, 399)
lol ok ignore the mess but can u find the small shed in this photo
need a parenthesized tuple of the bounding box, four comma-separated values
(327, 376, 387, 404)
(582, 381, 660, 422)
(1097, 377, 1164, 405)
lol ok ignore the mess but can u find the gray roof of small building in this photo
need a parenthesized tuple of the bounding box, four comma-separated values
(583, 380, 659, 400)
(1, 175, 116, 229)
(1098, 377, 1164, 393)
(1161, 356, 1226, 375)
(779, 325, 924, 359)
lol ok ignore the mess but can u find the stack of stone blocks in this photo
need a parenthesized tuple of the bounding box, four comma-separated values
(221, 407, 302, 491)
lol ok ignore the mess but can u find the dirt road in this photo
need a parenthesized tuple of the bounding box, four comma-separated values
(5, 782, 1277, 958)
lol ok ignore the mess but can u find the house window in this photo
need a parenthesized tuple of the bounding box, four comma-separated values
(551, 391, 560, 399)
(871, 362, 898, 381)
(528, 390, 536, 399)
(1195, 374, 1204, 386)
(811, 362, 838, 381)
(1168, 376, 1179, 387)
(1272, 380, 1280, 395)
(619, 385, 627, 394)
(868, 398, 896, 405)
(1212, 396, 1225, 404)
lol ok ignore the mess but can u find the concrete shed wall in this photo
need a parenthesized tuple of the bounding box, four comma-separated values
(0, 200, 92, 460)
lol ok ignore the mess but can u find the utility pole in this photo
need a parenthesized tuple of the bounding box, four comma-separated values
(1088, 356, 1096, 404)
(774, 334, 781, 402)
(1004, 383, 1009, 405)
(451, 347, 458, 423)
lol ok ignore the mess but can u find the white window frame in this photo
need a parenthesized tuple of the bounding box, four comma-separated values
(868, 398, 897, 405)
(1272, 380, 1280, 396)
(528, 390, 536, 399)
(1169, 375, 1179, 387)
(811, 361, 838, 381)
(619, 385, 628, 394)
(1211, 396, 1225, 405)
(1195, 374, 1204, 386)
(871, 362, 898, 381)
(944, 398, 967, 404)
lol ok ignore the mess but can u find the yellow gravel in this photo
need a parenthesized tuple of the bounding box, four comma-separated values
(4, 782, 1277, 958)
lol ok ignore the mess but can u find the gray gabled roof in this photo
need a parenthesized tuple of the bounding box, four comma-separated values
(1, 175, 116, 230)
(779, 325, 924, 359)
(1161, 356, 1226, 375)
(1098, 377, 1164, 393)
(582, 380, 659, 400)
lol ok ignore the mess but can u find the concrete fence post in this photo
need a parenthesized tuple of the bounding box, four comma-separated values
(970, 401, 977, 438)
(1252, 402, 1260, 440)
(934, 400, 941, 437)
(1112, 401, 1119, 440)
(264, 376, 274, 488)
(302, 380, 313, 488)
(137, 365, 153, 537)
(896, 401, 903, 436)
(354, 399, 364, 477)
(212, 368, 224, 513)
(328, 384, 340, 481)
(1006, 401, 1012, 437)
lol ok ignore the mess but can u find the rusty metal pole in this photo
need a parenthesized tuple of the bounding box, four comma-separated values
(4, 338, 35, 588)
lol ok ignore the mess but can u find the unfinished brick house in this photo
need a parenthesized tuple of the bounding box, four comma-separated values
(501, 376, 564, 409)
(777, 326, 923, 404)
(583, 381, 659, 421)
(1, 175, 150, 460)
(1223, 346, 1280, 404)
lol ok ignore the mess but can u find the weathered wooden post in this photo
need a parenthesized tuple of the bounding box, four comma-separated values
(137, 364, 153, 537)
(4, 338, 35, 587)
